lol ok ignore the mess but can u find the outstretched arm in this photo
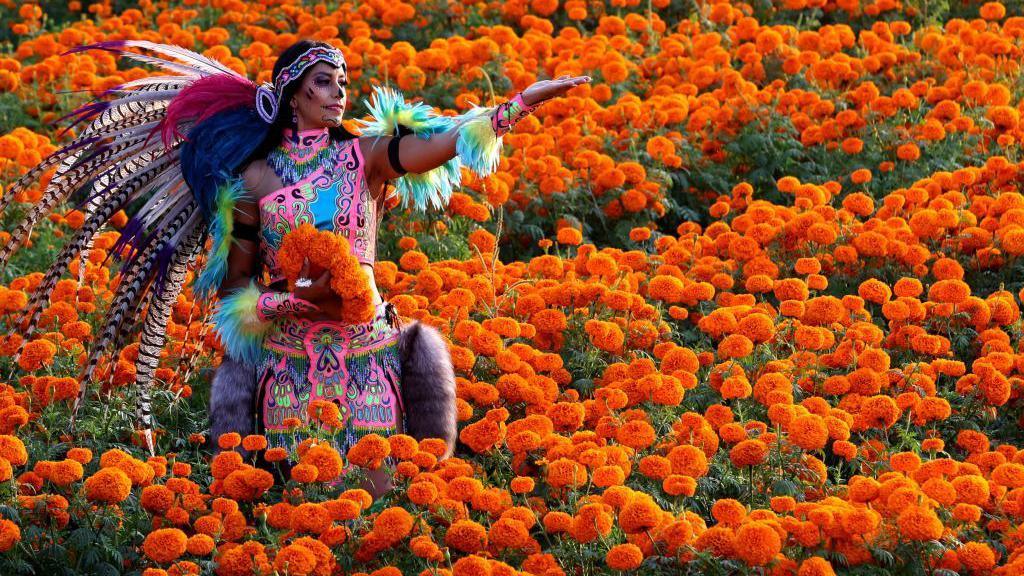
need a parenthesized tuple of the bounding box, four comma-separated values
(364, 75, 591, 182)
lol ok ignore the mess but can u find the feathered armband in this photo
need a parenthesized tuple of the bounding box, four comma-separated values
(355, 86, 535, 212)
(210, 280, 272, 366)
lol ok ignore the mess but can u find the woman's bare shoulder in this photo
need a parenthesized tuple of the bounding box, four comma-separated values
(239, 161, 269, 199)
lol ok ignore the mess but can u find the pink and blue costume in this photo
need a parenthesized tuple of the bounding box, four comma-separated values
(252, 127, 404, 477)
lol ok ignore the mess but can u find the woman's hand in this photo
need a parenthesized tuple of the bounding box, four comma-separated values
(521, 75, 592, 107)
(292, 257, 344, 320)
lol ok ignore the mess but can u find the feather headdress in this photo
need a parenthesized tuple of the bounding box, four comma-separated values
(0, 40, 274, 456)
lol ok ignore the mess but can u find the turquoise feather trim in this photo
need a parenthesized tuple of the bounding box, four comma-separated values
(210, 280, 270, 366)
(194, 174, 247, 301)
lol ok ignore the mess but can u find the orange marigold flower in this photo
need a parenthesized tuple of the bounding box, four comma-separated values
(615, 420, 656, 450)
(788, 414, 829, 451)
(143, 528, 187, 564)
(217, 432, 241, 450)
(861, 395, 900, 429)
(798, 556, 836, 576)
(291, 502, 332, 535)
(958, 541, 996, 573)
(718, 334, 753, 359)
(18, 339, 56, 371)
(445, 519, 488, 553)
(489, 517, 530, 549)
(84, 467, 132, 504)
(556, 227, 582, 245)
(730, 439, 768, 467)
(711, 498, 746, 527)
(141, 485, 176, 515)
(667, 444, 709, 477)
(374, 506, 414, 545)
(897, 505, 943, 541)
(619, 496, 662, 534)
(546, 457, 587, 489)
(606, 543, 643, 570)
(299, 444, 343, 483)
(347, 434, 391, 470)
(241, 435, 267, 452)
(273, 543, 317, 576)
(734, 521, 782, 566)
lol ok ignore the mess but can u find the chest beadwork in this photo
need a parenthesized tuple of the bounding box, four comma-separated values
(267, 130, 336, 185)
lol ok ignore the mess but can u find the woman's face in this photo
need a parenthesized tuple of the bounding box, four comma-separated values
(290, 61, 348, 130)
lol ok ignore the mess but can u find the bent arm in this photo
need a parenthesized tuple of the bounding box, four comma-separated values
(211, 193, 319, 364)
(217, 197, 321, 320)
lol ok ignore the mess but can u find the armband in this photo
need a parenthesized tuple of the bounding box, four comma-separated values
(353, 86, 538, 213)
(490, 92, 538, 138)
(387, 134, 408, 176)
(210, 281, 271, 366)
(232, 220, 260, 242)
(211, 281, 320, 366)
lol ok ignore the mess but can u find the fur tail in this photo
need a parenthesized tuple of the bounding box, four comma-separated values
(397, 320, 457, 460)
(209, 353, 256, 458)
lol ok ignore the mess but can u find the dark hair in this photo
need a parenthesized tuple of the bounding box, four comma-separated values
(243, 40, 357, 166)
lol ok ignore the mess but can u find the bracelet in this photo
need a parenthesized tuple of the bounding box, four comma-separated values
(490, 92, 538, 138)
(255, 290, 320, 322)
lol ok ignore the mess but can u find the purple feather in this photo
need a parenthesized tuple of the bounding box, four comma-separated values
(109, 217, 147, 262)
(60, 40, 127, 57)
(151, 240, 179, 294)
(53, 102, 111, 137)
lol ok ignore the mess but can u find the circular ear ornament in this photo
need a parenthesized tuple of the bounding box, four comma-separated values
(255, 82, 279, 123)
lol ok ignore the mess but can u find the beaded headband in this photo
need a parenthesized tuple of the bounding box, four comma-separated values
(255, 45, 346, 124)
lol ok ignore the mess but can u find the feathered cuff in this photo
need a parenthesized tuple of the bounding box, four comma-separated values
(210, 280, 272, 366)
(194, 174, 248, 301)
(356, 85, 538, 211)
(451, 92, 537, 177)
(452, 106, 503, 178)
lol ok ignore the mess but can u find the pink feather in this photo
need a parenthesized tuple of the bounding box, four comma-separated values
(153, 74, 258, 149)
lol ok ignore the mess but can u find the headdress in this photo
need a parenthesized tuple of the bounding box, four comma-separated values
(254, 45, 346, 124)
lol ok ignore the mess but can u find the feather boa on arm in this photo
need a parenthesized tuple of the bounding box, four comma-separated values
(193, 174, 248, 302)
(210, 280, 272, 366)
(353, 85, 510, 213)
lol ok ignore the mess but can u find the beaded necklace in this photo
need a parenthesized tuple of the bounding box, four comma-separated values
(267, 126, 335, 185)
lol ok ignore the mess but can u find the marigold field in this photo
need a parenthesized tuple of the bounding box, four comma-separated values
(5, 0, 1024, 574)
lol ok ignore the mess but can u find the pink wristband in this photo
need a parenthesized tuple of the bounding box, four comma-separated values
(491, 92, 538, 137)
(255, 291, 320, 322)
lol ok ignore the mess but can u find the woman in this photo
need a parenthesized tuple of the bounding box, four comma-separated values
(1, 37, 587, 499)
(211, 40, 590, 496)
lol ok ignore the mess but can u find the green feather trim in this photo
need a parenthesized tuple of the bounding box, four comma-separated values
(194, 174, 247, 301)
(210, 280, 270, 366)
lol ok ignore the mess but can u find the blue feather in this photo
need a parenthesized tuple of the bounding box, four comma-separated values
(179, 106, 270, 302)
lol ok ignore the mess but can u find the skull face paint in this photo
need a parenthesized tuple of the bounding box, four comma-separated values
(291, 61, 349, 130)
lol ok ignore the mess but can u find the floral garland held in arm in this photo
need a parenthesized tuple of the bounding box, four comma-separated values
(276, 222, 376, 325)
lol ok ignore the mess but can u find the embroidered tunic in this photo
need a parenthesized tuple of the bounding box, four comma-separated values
(254, 127, 402, 481)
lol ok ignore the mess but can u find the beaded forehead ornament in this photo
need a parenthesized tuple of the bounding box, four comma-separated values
(255, 45, 346, 123)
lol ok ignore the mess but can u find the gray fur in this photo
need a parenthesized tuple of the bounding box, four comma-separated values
(209, 353, 256, 459)
(397, 320, 457, 459)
